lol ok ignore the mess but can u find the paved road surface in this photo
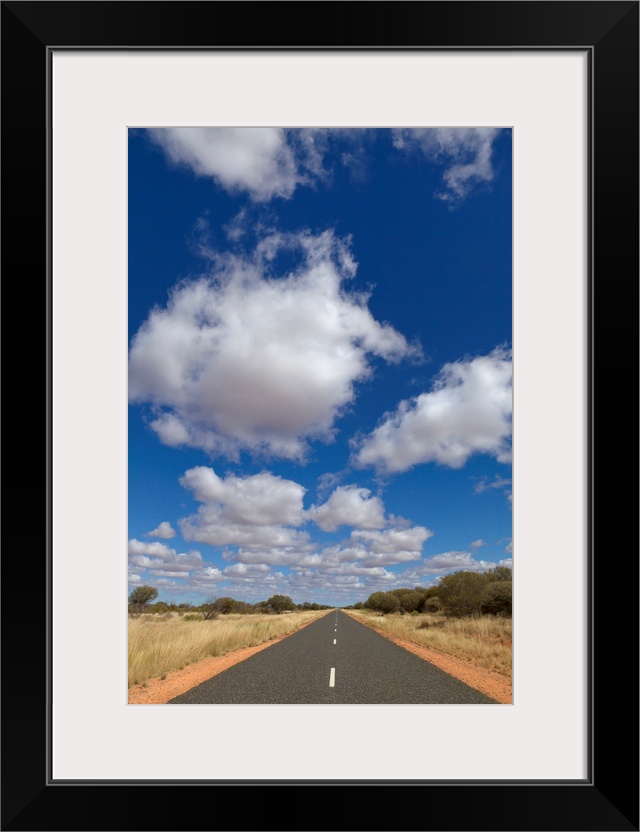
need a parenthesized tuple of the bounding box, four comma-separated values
(169, 610, 497, 704)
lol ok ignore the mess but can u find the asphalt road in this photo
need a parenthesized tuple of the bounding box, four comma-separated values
(168, 610, 497, 704)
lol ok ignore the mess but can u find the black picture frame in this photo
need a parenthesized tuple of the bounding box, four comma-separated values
(2, 2, 638, 830)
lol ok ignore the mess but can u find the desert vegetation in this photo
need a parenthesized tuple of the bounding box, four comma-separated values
(128, 588, 331, 619)
(343, 566, 512, 677)
(345, 609, 511, 677)
(128, 609, 328, 687)
(346, 566, 512, 618)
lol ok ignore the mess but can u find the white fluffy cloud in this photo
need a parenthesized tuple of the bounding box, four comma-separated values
(226, 548, 316, 567)
(308, 485, 386, 532)
(177, 466, 430, 570)
(127, 539, 204, 580)
(393, 127, 502, 202)
(347, 526, 433, 567)
(286, 566, 399, 604)
(179, 466, 311, 550)
(353, 347, 512, 473)
(149, 127, 502, 204)
(180, 467, 306, 526)
(149, 128, 303, 202)
(128, 554, 153, 569)
(176, 464, 432, 571)
(248, 524, 432, 570)
(180, 514, 310, 550)
(127, 539, 174, 558)
(146, 521, 176, 539)
(351, 526, 433, 555)
(148, 128, 362, 202)
(129, 230, 417, 460)
(148, 552, 203, 572)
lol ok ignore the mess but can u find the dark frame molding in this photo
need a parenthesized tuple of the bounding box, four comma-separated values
(2, 2, 638, 830)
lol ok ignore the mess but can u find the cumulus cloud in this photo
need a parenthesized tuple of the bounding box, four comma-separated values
(275, 524, 433, 570)
(188, 563, 285, 596)
(146, 521, 176, 539)
(188, 565, 226, 588)
(226, 548, 315, 567)
(201, 475, 432, 569)
(127, 539, 204, 584)
(149, 128, 303, 202)
(182, 517, 310, 550)
(353, 346, 512, 473)
(189, 518, 304, 548)
(222, 562, 272, 580)
(308, 485, 386, 532)
(287, 566, 397, 602)
(348, 526, 433, 567)
(351, 526, 433, 554)
(294, 563, 393, 580)
(470, 539, 486, 550)
(148, 128, 364, 203)
(148, 552, 203, 572)
(180, 467, 306, 526)
(152, 570, 190, 579)
(129, 230, 417, 460)
(179, 466, 311, 550)
(150, 127, 501, 204)
(127, 539, 175, 558)
(128, 554, 153, 569)
(393, 127, 502, 202)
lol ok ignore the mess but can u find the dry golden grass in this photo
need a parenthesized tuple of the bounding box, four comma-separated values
(128, 611, 329, 687)
(346, 610, 512, 677)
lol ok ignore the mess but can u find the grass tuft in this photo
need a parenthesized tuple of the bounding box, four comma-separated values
(346, 610, 511, 677)
(128, 611, 328, 687)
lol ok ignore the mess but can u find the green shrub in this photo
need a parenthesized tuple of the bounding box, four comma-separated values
(128, 585, 158, 617)
(266, 595, 297, 614)
(365, 591, 401, 615)
(398, 591, 422, 613)
(437, 571, 489, 617)
(480, 581, 512, 616)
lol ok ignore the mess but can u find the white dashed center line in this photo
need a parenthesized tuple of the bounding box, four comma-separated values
(333, 639, 336, 644)
(329, 668, 336, 687)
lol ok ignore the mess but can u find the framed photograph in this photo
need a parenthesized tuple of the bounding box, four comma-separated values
(3, 2, 637, 830)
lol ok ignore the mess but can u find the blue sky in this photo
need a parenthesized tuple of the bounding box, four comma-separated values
(128, 127, 512, 607)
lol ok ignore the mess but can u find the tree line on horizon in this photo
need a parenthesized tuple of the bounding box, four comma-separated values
(344, 566, 512, 618)
(128, 565, 511, 620)
(128, 586, 332, 618)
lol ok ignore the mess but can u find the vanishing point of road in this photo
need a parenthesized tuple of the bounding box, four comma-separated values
(169, 610, 497, 704)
